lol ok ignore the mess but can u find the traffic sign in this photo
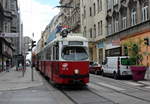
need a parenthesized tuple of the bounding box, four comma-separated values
(0, 33, 19, 37)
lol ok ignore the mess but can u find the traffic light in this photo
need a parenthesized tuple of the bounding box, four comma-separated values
(144, 38, 149, 45)
(32, 40, 36, 48)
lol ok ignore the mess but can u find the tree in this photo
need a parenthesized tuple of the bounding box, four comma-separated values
(122, 39, 143, 65)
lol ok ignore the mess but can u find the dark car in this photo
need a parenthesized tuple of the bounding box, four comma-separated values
(89, 61, 102, 75)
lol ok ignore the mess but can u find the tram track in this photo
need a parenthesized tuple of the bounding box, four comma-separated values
(90, 75, 150, 103)
(38, 70, 150, 104)
(60, 86, 116, 104)
(41, 73, 116, 104)
(90, 74, 150, 92)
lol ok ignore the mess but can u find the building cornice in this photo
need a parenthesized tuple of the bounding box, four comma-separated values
(106, 19, 150, 39)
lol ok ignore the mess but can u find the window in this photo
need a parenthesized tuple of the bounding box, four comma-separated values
(5, 0, 8, 9)
(97, 0, 102, 13)
(90, 7, 92, 16)
(131, 9, 136, 26)
(97, 0, 100, 13)
(114, 20, 119, 32)
(108, 0, 112, 10)
(142, 6, 148, 22)
(93, 3, 96, 16)
(46, 47, 52, 60)
(100, 0, 102, 11)
(113, 0, 118, 5)
(62, 47, 88, 61)
(53, 43, 59, 60)
(122, 17, 127, 29)
(98, 21, 103, 35)
(94, 24, 96, 37)
(90, 28, 92, 38)
(108, 24, 112, 35)
(84, 26, 86, 37)
(84, 6, 86, 18)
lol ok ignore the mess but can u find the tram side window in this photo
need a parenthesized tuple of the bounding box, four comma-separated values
(56, 45, 59, 60)
(53, 43, 59, 60)
(53, 46, 55, 60)
(46, 47, 51, 60)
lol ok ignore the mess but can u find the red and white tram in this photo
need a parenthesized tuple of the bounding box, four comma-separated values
(36, 32, 89, 85)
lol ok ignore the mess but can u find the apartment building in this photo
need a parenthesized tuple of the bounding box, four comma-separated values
(80, 0, 107, 64)
(105, 0, 150, 66)
(0, 0, 20, 71)
(105, 0, 150, 56)
(59, 0, 80, 33)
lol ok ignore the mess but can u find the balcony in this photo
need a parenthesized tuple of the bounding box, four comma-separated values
(3, 10, 12, 19)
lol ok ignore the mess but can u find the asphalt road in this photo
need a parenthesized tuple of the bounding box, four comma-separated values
(1, 68, 150, 104)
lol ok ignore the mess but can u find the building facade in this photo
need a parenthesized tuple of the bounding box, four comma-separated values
(0, 0, 20, 71)
(80, 0, 107, 64)
(105, 0, 150, 57)
(59, 0, 80, 32)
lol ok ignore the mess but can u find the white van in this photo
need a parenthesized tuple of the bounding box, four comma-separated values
(101, 56, 132, 79)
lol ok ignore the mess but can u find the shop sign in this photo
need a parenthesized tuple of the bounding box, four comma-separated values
(0, 33, 19, 37)
(112, 39, 120, 46)
(106, 43, 120, 50)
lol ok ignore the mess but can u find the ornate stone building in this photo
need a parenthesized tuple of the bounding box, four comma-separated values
(105, 0, 150, 57)
(59, 0, 80, 32)
(0, 0, 20, 71)
(80, 0, 107, 63)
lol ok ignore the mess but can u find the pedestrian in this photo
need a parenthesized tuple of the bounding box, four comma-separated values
(6, 60, 9, 72)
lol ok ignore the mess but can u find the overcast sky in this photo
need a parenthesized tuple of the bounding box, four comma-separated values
(18, 0, 60, 41)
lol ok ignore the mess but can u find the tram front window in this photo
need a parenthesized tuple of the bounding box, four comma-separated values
(62, 47, 88, 61)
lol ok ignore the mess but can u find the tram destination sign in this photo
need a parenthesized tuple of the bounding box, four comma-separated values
(0, 32, 19, 37)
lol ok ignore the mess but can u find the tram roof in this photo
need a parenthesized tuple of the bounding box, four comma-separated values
(56, 34, 87, 42)
(41, 33, 88, 52)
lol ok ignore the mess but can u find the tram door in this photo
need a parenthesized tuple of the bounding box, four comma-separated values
(51, 43, 59, 81)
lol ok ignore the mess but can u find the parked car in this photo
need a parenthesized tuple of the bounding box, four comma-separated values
(89, 61, 102, 75)
(101, 56, 132, 79)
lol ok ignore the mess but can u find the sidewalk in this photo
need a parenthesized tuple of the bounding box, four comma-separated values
(144, 67, 150, 81)
(0, 66, 43, 91)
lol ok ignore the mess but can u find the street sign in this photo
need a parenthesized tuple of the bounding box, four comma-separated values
(0, 33, 19, 37)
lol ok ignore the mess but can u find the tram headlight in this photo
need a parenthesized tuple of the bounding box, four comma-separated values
(74, 69, 79, 74)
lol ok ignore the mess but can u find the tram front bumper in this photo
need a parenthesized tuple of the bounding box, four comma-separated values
(59, 74, 89, 79)
(59, 74, 89, 84)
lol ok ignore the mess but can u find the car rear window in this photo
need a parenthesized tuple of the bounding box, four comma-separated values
(121, 58, 136, 65)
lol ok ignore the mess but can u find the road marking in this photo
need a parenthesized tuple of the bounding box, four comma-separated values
(145, 86, 150, 89)
(124, 81, 143, 86)
(97, 82, 125, 91)
(138, 81, 150, 86)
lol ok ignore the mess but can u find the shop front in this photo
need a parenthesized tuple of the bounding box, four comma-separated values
(121, 30, 150, 66)
(105, 39, 121, 57)
(96, 41, 105, 64)
(0, 38, 13, 71)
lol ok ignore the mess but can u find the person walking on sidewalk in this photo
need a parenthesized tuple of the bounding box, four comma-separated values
(6, 60, 10, 72)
